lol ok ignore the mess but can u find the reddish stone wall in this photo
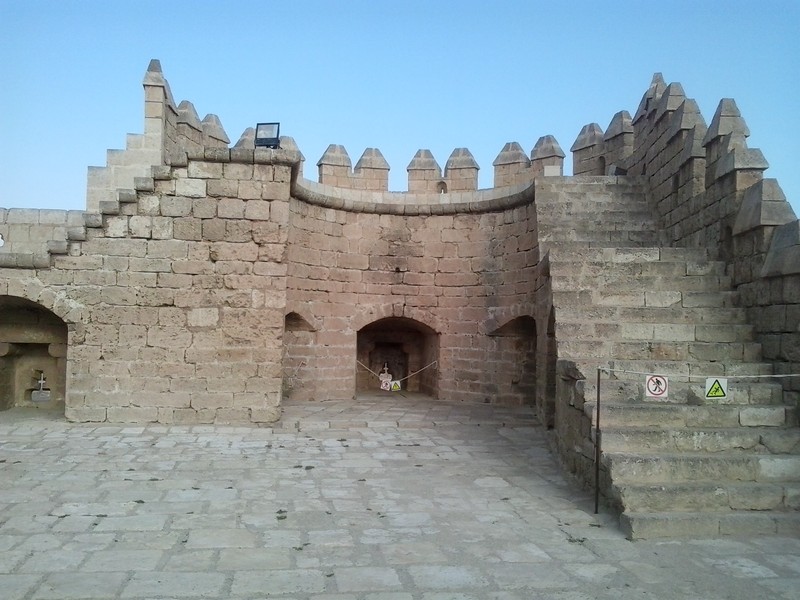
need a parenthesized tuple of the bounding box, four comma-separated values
(284, 199, 540, 404)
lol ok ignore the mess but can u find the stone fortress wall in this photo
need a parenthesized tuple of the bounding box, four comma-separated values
(0, 60, 797, 427)
(3, 60, 799, 537)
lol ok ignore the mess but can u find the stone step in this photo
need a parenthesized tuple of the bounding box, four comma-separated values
(541, 230, 660, 246)
(583, 403, 795, 428)
(548, 247, 715, 263)
(540, 215, 658, 229)
(541, 239, 658, 253)
(548, 259, 728, 278)
(552, 274, 733, 293)
(620, 510, 800, 540)
(601, 427, 800, 454)
(558, 339, 762, 363)
(536, 176, 648, 194)
(577, 358, 774, 377)
(584, 377, 784, 406)
(538, 202, 657, 215)
(552, 290, 740, 310)
(557, 322, 755, 343)
(604, 452, 800, 484)
(615, 481, 799, 513)
(556, 305, 747, 324)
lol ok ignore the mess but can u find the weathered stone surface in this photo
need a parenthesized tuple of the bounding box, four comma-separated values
(2, 62, 798, 541)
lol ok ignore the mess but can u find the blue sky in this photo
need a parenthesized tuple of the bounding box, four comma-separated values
(1, 0, 798, 216)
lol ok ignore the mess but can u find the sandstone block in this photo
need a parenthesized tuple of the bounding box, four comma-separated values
(146, 326, 192, 349)
(65, 406, 107, 422)
(645, 291, 682, 307)
(192, 197, 218, 218)
(170, 408, 216, 424)
(160, 196, 193, 217)
(207, 178, 238, 198)
(188, 308, 219, 327)
(190, 392, 234, 410)
(261, 181, 290, 201)
(223, 163, 253, 180)
(238, 180, 262, 200)
(244, 200, 270, 221)
(215, 408, 252, 423)
(157, 273, 192, 288)
(104, 216, 129, 238)
(740, 406, 785, 426)
(188, 161, 223, 179)
(203, 219, 226, 241)
(151, 217, 173, 239)
(251, 406, 281, 422)
(107, 407, 159, 422)
(129, 257, 172, 272)
(146, 239, 188, 259)
(218, 198, 246, 219)
(173, 217, 201, 241)
(175, 178, 207, 198)
(253, 164, 274, 181)
(129, 216, 152, 238)
(210, 242, 259, 262)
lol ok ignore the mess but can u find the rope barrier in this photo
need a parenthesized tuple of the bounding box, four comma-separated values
(591, 365, 799, 515)
(356, 360, 438, 383)
(597, 367, 800, 381)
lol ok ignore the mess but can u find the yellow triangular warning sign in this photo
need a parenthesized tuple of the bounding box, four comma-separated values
(390, 381, 401, 392)
(706, 379, 726, 398)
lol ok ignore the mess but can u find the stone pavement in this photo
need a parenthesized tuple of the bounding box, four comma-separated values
(1, 394, 798, 600)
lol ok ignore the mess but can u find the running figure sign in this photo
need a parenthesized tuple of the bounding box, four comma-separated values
(645, 375, 668, 399)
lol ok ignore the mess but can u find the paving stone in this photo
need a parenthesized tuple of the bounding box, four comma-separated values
(120, 572, 227, 597)
(0, 573, 42, 600)
(0, 401, 797, 600)
(334, 566, 403, 592)
(184, 527, 259, 548)
(33, 572, 128, 599)
(81, 549, 163, 572)
(230, 568, 327, 595)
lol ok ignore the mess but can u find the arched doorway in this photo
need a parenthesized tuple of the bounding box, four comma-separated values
(488, 316, 537, 406)
(0, 296, 68, 412)
(356, 317, 439, 397)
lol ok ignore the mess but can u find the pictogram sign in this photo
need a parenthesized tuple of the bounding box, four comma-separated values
(390, 381, 402, 392)
(705, 378, 728, 399)
(645, 375, 668, 398)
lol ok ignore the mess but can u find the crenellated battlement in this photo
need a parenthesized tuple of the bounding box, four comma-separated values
(79, 60, 797, 226)
(89, 59, 569, 201)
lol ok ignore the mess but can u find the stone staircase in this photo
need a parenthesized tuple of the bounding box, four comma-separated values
(537, 177, 800, 539)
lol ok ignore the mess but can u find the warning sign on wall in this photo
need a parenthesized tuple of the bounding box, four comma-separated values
(645, 375, 668, 399)
(705, 378, 728, 400)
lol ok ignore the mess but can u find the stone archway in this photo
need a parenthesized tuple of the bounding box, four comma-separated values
(356, 317, 439, 396)
(488, 316, 537, 406)
(0, 296, 68, 412)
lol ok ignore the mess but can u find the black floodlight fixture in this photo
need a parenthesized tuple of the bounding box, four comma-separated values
(255, 122, 280, 148)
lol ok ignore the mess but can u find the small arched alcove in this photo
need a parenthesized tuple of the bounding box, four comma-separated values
(0, 296, 68, 412)
(488, 316, 537, 406)
(281, 311, 316, 400)
(356, 317, 439, 397)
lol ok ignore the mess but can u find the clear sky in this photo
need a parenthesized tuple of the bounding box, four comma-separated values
(1, 0, 798, 216)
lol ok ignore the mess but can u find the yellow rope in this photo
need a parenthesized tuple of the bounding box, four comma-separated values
(356, 360, 438, 383)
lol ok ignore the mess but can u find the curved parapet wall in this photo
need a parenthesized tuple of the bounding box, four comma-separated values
(292, 177, 536, 215)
